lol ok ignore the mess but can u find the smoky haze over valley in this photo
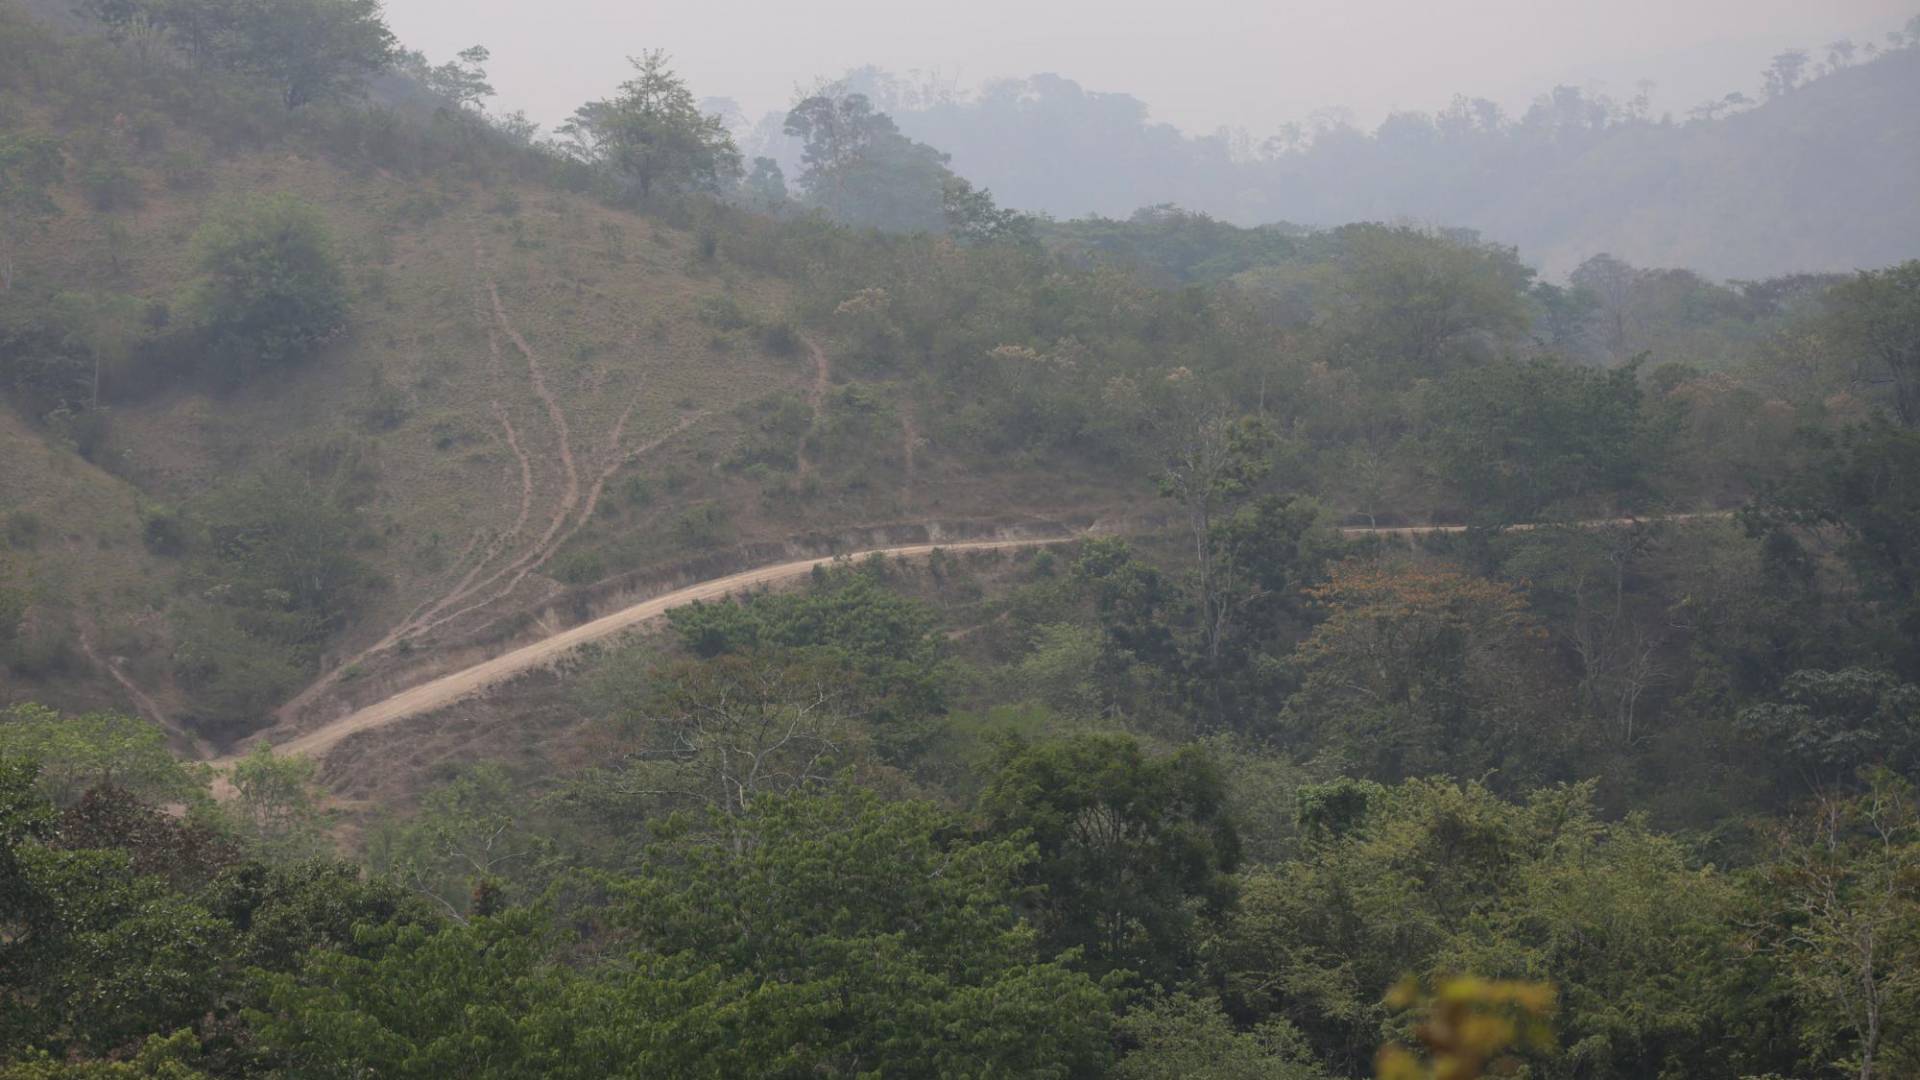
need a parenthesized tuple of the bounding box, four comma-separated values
(380, 0, 1920, 277)
(381, 0, 1905, 138)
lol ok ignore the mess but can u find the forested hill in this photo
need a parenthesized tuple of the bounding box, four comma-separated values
(841, 33, 1920, 278)
(7, 0, 1920, 1074)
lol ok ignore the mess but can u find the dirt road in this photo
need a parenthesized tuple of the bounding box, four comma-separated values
(248, 537, 1071, 763)
(1332, 511, 1731, 539)
(237, 511, 1735, 766)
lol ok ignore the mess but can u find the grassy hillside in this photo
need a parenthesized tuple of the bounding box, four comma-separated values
(6, 166, 1131, 740)
(0, 404, 169, 711)
(0, 4, 1140, 741)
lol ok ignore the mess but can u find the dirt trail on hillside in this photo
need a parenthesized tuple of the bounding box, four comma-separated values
(487, 269, 580, 512)
(78, 624, 210, 758)
(276, 241, 702, 724)
(245, 538, 1069, 763)
(402, 276, 578, 632)
(438, 272, 585, 612)
(394, 401, 534, 635)
(418, 411, 707, 638)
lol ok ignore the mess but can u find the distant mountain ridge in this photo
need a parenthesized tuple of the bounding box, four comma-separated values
(840, 45, 1920, 279)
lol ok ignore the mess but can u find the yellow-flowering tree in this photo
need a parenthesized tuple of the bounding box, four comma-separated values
(1376, 976, 1556, 1080)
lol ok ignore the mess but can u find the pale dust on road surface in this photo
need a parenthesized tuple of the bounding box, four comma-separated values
(234, 538, 1070, 765)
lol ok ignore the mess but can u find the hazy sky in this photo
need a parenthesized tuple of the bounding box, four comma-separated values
(383, 0, 1912, 136)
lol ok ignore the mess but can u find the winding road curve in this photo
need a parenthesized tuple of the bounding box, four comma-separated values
(241, 538, 1070, 764)
(230, 512, 1734, 766)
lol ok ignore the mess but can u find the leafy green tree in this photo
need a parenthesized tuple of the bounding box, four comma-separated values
(0, 759, 233, 1057)
(48, 291, 145, 415)
(167, 606, 309, 738)
(186, 194, 347, 373)
(243, 910, 591, 1079)
(1569, 253, 1643, 357)
(1740, 669, 1920, 792)
(217, 0, 396, 109)
(560, 51, 741, 202)
(53, 786, 236, 893)
(200, 461, 375, 632)
(1318, 224, 1533, 378)
(148, 0, 241, 68)
(0, 756, 56, 939)
(0, 1022, 210, 1076)
(1217, 778, 1532, 1071)
(942, 176, 1035, 245)
(0, 133, 62, 292)
(0, 298, 96, 418)
(1197, 492, 1327, 723)
(740, 155, 787, 209)
(172, 457, 375, 731)
(1758, 772, 1920, 1079)
(1763, 48, 1811, 99)
(979, 733, 1240, 983)
(0, 1029, 209, 1077)
(254, 789, 1114, 1077)
(663, 564, 946, 756)
(1494, 524, 1672, 754)
(1155, 411, 1274, 712)
(785, 92, 955, 232)
(366, 763, 555, 918)
(1050, 205, 1302, 284)
(1216, 779, 1753, 1079)
(1823, 261, 1920, 427)
(1070, 538, 1187, 710)
(202, 857, 429, 971)
(598, 650, 862, 840)
(226, 745, 327, 859)
(1285, 559, 1567, 783)
(1749, 420, 1920, 670)
(669, 562, 938, 666)
(610, 786, 1114, 1076)
(0, 555, 25, 656)
(418, 45, 493, 112)
(0, 705, 201, 807)
(1437, 814, 1751, 1078)
(1014, 622, 1106, 716)
(1115, 994, 1328, 1080)
(1422, 357, 1656, 524)
(1529, 279, 1600, 352)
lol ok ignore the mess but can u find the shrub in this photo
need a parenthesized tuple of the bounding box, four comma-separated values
(187, 194, 348, 375)
(762, 319, 800, 356)
(77, 153, 140, 211)
(673, 503, 729, 548)
(0, 555, 25, 651)
(695, 294, 749, 330)
(140, 505, 188, 557)
(4, 511, 42, 550)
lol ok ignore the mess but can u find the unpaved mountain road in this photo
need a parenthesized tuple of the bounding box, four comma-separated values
(238, 538, 1072, 764)
(228, 511, 1735, 767)
(1337, 511, 1732, 538)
